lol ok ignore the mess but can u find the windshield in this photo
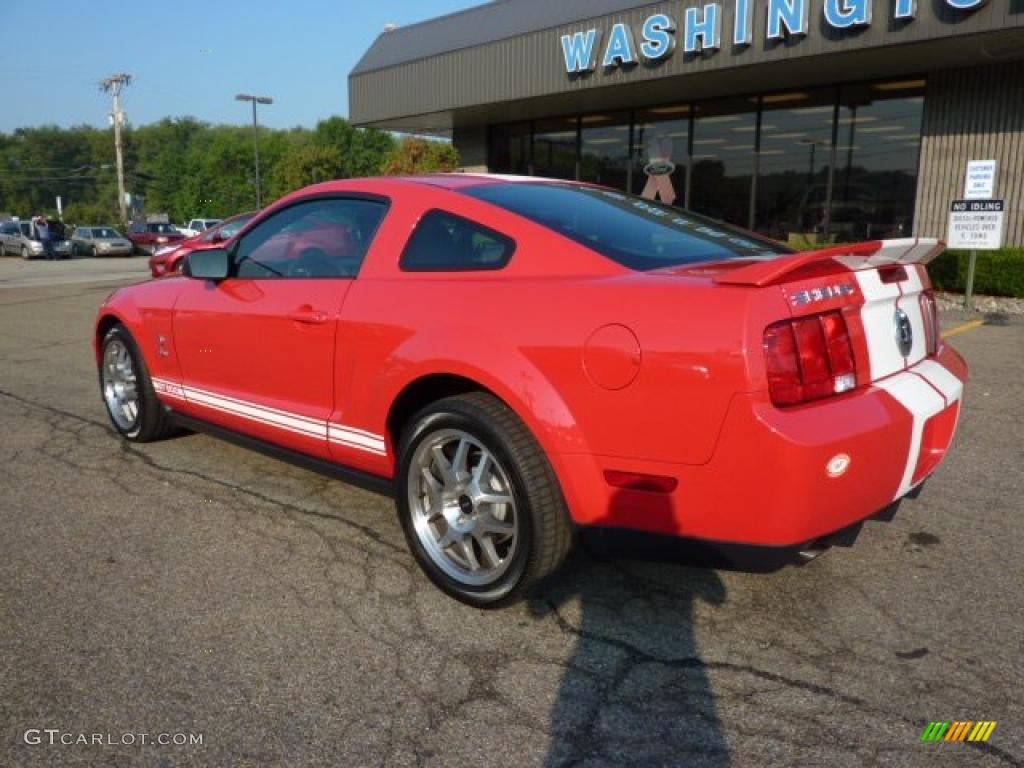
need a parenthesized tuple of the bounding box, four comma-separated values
(203, 215, 252, 242)
(148, 223, 178, 234)
(91, 228, 122, 238)
(463, 182, 792, 271)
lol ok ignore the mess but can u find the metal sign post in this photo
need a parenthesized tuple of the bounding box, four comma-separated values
(948, 199, 1004, 310)
(950, 159, 1002, 312)
(964, 250, 978, 311)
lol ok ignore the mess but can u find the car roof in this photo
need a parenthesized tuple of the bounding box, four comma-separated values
(294, 173, 563, 196)
(398, 173, 544, 190)
(258, 174, 595, 219)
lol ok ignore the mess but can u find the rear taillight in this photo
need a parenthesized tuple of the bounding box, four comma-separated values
(919, 291, 940, 356)
(764, 311, 857, 407)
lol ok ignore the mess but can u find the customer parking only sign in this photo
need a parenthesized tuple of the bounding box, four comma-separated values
(947, 199, 1005, 250)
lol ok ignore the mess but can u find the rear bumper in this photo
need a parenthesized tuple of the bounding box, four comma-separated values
(557, 344, 967, 547)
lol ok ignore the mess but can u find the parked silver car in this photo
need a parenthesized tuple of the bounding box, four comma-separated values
(69, 226, 134, 257)
(0, 219, 71, 258)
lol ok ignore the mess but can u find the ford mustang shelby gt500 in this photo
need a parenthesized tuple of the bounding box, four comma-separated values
(94, 174, 966, 606)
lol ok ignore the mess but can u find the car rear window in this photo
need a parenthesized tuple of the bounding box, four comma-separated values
(462, 182, 792, 271)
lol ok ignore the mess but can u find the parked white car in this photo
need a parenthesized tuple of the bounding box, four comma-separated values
(178, 218, 221, 238)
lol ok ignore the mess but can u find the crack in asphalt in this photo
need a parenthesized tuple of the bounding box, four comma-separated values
(0, 387, 408, 562)
(2, 383, 1021, 767)
(536, 596, 1022, 767)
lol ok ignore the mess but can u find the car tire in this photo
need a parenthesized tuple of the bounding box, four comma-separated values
(90, 245, 98, 258)
(98, 324, 174, 442)
(396, 392, 573, 608)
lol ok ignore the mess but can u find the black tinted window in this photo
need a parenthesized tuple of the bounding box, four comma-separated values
(463, 183, 791, 271)
(235, 197, 387, 279)
(401, 210, 514, 272)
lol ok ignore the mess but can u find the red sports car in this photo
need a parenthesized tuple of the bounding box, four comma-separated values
(127, 221, 186, 255)
(149, 212, 256, 278)
(94, 175, 967, 606)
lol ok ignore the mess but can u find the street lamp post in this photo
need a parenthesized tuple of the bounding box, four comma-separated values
(235, 93, 273, 208)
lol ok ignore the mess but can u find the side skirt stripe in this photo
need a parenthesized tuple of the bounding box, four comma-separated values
(150, 378, 387, 456)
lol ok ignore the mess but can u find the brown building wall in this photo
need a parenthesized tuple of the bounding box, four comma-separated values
(915, 61, 1024, 247)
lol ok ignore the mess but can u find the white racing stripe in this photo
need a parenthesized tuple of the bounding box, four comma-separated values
(852, 269, 905, 381)
(895, 263, 928, 368)
(327, 425, 387, 455)
(151, 377, 186, 400)
(875, 371, 947, 499)
(913, 359, 964, 406)
(184, 389, 327, 439)
(149, 377, 387, 456)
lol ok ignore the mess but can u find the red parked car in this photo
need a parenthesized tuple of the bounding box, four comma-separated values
(127, 221, 186, 255)
(149, 212, 255, 277)
(94, 175, 967, 606)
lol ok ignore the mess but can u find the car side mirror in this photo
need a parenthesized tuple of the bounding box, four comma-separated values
(186, 248, 230, 281)
(210, 231, 224, 243)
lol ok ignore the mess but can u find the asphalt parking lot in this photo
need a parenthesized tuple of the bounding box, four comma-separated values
(1, 257, 1022, 768)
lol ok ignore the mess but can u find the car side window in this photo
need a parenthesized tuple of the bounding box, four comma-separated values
(234, 197, 387, 279)
(400, 210, 515, 272)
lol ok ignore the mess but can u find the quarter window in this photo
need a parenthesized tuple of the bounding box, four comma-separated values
(234, 197, 387, 279)
(400, 210, 515, 272)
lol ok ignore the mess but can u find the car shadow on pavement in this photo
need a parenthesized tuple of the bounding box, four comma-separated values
(529, 490, 741, 767)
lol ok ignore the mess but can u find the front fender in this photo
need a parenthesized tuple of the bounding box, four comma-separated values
(94, 280, 185, 382)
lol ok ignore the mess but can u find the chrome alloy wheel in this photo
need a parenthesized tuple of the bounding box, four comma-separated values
(102, 339, 140, 431)
(407, 429, 519, 587)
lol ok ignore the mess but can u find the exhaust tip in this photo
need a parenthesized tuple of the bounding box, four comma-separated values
(796, 541, 829, 563)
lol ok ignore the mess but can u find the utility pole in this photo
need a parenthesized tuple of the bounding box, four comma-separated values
(100, 73, 132, 224)
(235, 94, 273, 208)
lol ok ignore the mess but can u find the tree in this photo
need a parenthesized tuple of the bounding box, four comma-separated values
(271, 145, 345, 197)
(0, 115, 403, 224)
(381, 137, 460, 176)
(312, 117, 395, 178)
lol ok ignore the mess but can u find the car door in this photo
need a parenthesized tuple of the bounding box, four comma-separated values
(0, 222, 14, 254)
(171, 195, 389, 460)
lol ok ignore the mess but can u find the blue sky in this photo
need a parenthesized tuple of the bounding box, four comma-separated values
(1, 0, 482, 133)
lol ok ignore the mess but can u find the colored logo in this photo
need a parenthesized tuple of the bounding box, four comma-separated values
(826, 453, 851, 478)
(921, 721, 997, 742)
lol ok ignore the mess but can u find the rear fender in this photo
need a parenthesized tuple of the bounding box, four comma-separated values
(381, 341, 591, 460)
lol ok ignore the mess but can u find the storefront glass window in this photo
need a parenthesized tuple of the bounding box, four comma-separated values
(532, 118, 578, 181)
(754, 90, 837, 245)
(632, 105, 690, 208)
(579, 113, 631, 190)
(689, 98, 757, 229)
(488, 122, 531, 175)
(485, 78, 925, 244)
(832, 81, 925, 242)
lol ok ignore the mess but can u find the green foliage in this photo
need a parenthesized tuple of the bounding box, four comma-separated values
(382, 137, 460, 176)
(0, 117, 396, 226)
(63, 200, 117, 226)
(929, 249, 1024, 298)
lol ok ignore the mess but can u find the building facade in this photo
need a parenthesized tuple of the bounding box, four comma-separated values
(350, 0, 1024, 246)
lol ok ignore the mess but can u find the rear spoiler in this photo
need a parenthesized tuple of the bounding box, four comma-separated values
(714, 238, 945, 287)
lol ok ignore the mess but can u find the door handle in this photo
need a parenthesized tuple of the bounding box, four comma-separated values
(287, 306, 329, 325)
